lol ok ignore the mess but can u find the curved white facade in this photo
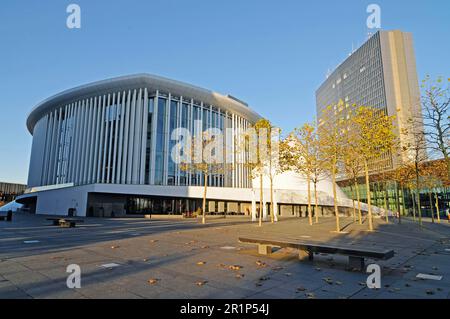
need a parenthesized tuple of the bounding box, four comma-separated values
(27, 74, 260, 190)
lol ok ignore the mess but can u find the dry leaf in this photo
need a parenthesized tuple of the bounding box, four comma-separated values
(228, 265, 243, 271)
(148, 278, 159, 285)
(197, 261, 206, 266)
(196, 281, 208, 286)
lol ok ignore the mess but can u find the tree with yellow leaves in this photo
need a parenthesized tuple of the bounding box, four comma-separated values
(285, 123, 319, 226)
(421, 160, 449, 224)
(352, 106, 396, 231)
(318, 103, 347, 232)
(342, 111, 364, 224)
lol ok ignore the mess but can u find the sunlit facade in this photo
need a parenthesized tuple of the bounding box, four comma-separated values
(316, 30, 423, 173)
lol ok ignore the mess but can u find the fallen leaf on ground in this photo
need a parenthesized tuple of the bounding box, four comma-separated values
(111, 245, 119, 249)
(197, 261, 206, 266)
(235, 274, 244, 279)
(256, 260, 267, 268)
(196, 281, 208, 286)
(148, 278, 159, 285)
(228, 265, 243, 271)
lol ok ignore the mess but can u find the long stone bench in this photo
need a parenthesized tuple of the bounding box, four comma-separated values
(46, 217, 84, 228)
(239, 237, 394, 271)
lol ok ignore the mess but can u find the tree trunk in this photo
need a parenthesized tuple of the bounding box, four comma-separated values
(384, 182, 389, 223)
(202, 173, 208, 225)
(314, 181, 319, 223)
(364, 158, 373, 231)
(270, 176, 274, 223)
(411, 187, 417, 221)
(444, 154, 450, 179)
(429, 191, 435, 223)
(434, 191, 441, 224)
(259, 173, 263, 227)
(394, 182, 400, 223)
(332, 159, 340, 232)
(399, 184, 405, 224)
(355, 180, 362, 225)
(307, 173, 313, 226)
(415, 165, 423, 227)
(351, 183, 357, 222)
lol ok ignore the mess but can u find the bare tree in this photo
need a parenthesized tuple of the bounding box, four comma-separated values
(421, 76, 450, 178)
(180, 131, 225, 224)
(399, 118, 429, 227)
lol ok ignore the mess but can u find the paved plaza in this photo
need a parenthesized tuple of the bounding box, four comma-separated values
(0, 213, 449, 299)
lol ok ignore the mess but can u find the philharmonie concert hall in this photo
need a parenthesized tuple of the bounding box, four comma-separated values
(18, 74, 355, 218)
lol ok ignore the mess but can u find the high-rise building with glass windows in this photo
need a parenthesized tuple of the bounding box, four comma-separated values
(316, 30, 423, 173)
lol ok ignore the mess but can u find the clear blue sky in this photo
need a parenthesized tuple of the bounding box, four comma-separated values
(0, 0, 449, 184)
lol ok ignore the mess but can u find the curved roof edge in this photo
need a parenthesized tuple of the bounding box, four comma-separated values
(26, 73, 262, 134)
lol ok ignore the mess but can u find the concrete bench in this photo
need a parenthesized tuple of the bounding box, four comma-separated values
(0, 211, 12, 222)
(46, 218, 84, 228)
(238, 237, 394, 271)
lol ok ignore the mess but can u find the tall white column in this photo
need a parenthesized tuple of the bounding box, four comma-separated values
(101, 95, 111, 184)
(97, 96, 106, 183)
(106, 94, 115, 184)
(132, 89, 143, 184)
(139, 88, 149, 185)
(163, 94, 171, 186)
(149, 91, 159, 185)
(121, 90, 131, 184)
(116, 91, 126, 184)
(92, 97, 100, 184)
(84, 98, 94, 184)
(127, 90, 137, 184)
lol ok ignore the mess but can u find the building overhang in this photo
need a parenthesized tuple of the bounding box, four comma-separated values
(26, 73, 262, 134)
